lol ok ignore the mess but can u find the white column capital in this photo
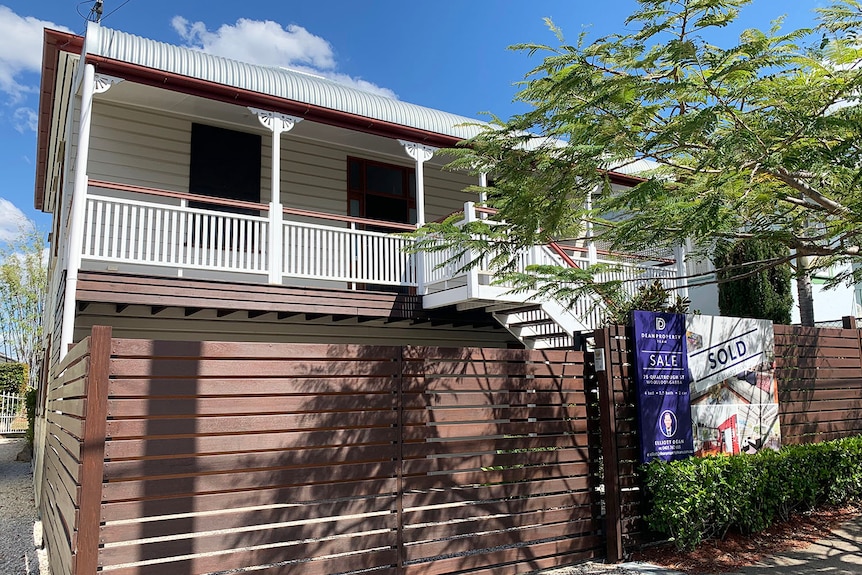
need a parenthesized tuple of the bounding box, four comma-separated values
(93, 74, 123, 94)
(398, 140, 436, 163)
(249, 108, 303, 135)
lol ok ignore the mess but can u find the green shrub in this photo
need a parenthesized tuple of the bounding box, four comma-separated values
(715, 238, 793, 325)
(0, 363, 27, 395)
(643, 435, 862, 550)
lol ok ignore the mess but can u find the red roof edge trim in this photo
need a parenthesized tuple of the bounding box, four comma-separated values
(84, 54, 463, 150)
(34, 29, 84, 211)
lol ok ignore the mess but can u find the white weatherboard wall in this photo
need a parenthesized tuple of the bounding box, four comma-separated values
(791, 263, 860, 324)
(87, 100, 475, 222)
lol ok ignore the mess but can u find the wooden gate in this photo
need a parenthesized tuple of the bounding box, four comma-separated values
(40, 326, 605, 575)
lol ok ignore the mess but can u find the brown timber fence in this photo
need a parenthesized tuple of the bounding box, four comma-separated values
(774, 321, 862, 443)
(39, 321, 862, 573)
(40, 326, 604, 575)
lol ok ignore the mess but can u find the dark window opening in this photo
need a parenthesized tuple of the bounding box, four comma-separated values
(189, 123, 261, 214)
(347, 157, 416, 229)
(347, 157, 416, 293)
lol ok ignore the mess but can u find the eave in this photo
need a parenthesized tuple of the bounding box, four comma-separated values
(35, 29, 84, 211)
(34, 27, 645, 211)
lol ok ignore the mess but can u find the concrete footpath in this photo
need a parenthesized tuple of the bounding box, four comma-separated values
(540, 513, 862, 575)
(615, 514, 862, 575)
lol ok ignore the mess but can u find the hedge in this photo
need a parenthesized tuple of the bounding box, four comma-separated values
(0, 362, 27, 395)
(643, 435, 862, 550)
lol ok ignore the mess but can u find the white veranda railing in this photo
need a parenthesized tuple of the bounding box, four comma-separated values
(282, 221, 415, 286)
(83, 191, 417, 287)
(84, 195, 270, 274)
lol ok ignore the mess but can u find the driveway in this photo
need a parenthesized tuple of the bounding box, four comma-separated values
(0, 437, 47, 574)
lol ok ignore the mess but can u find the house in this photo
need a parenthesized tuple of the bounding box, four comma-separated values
(35, 22, 685, 371)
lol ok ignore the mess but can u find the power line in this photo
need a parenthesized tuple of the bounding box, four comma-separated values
(76, 0, 103, 23)
(75, 0, 133, 28)
(102, 0, 134, 22)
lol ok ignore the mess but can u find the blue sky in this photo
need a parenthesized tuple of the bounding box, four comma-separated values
(0, 0, 827, 239)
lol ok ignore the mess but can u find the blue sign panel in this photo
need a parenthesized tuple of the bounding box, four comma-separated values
(632, 311, 694, 462)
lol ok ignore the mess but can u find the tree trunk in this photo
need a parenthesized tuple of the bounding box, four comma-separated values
(796, 255, 815, 327)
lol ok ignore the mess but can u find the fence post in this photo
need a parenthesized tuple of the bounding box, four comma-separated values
(594, 327, 624, 562)
(74, 325, 112, 574)
(842, 315, 857, 329)
(396, 346, 405, 575)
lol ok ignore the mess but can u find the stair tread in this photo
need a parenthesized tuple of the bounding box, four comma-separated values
(524, 331, 571, 340)
(494, 303, 543, 314)
(510, 318, 555, 328)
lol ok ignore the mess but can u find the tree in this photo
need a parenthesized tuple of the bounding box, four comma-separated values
(426, 0, 862, 325)
(0, 224, 47, 382)
(715, 238, 793, 324)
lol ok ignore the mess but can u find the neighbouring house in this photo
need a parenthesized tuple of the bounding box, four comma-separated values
(35, 21, 685, 369)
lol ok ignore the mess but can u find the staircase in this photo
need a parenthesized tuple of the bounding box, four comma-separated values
(421, 202, 686, 349)
(490, 303, 577, 349)
(457, 297, 600, 350)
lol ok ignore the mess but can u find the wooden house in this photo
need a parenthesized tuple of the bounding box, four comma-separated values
(35, 22, 686, 368)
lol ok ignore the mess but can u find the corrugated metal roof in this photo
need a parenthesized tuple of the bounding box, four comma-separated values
(85, 22, 488, 141)
(603, 158, 660, 176)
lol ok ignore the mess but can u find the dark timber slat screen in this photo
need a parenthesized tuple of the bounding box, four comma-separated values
(774, 323, 862, 443)
(41, 332, 94, 575)
(399, 347, 602, 574)
(593, 325, 646, 562)
(98, 340, 402, 575)
(42, 331, 602, 574)
(40, 321, 862, 573)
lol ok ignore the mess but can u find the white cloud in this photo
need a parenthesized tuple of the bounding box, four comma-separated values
(171, 16, 396, 99)
(0, 6, 72, 103)
(0, 198, 30, 242)
(13, 107, 37, 133)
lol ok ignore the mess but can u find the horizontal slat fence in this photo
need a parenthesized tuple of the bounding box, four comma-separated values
(774, 322, 862, 443)
(99, 339, 401, 575)
(593, 326, 647, 562)
(40, 331, 101, 575)
(45, 320, 862, 573)
(400, 347, 602, 575)
(41, 328, 601, 574)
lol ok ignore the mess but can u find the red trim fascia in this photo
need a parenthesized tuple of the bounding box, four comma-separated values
(601, 169, 647, 187)
(34, 28, 648, 210)
(35, 29, 85, 211)
(84, 54, 463, 150)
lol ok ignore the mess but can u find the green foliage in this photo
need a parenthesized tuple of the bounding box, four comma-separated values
(644, 435, 862, 550)
(715, 238, 794, 324)
(0, 224, 47, 379)
(605, 279, 690, 325)
(430, 0, 862, 318)
(24, 387, 37, 447)
(0, 363, 27, 395)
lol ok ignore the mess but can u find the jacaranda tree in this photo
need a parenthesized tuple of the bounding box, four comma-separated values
(421, 0, 862, 325)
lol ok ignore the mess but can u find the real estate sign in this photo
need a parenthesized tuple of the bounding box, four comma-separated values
(632, 312, 782, 463)
(632, 311, 695, 462)
(686, 315, 781, 456)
